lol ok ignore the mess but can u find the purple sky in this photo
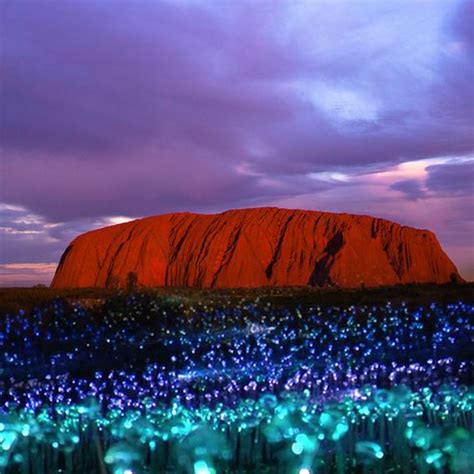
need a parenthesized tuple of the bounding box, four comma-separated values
(1, 0, 473, 286)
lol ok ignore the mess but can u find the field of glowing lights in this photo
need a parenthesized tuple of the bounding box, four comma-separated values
(0, 290, 473, 474)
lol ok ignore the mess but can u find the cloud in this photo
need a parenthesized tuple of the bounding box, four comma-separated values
(388, 159, 474, 201)
(426, 161, 474, 196)
(0, 263, 57, 287)
(0, 204, 137, 265)
(0, 0, 472, 283)
(390, 180, 426, 200)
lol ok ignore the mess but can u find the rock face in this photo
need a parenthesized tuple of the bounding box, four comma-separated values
(51, 207, 462, 289)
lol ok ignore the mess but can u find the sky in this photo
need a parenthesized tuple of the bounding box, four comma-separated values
(0, 0, 473, 286)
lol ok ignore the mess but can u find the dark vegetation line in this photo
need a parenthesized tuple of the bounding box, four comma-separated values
(0, 282, 472, 317)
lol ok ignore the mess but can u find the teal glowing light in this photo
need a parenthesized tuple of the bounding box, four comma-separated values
(292, 441, 304, 455)
(355, 441, 384, 463)
(425, 450, 443, 466)
(194, 460, 214, 474)
(1, 441, 11, 451)
(329, 420, 349, 441)
(0, 298, 472, 473)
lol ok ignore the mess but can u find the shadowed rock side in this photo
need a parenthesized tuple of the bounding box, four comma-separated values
(51, 208, 462, 289)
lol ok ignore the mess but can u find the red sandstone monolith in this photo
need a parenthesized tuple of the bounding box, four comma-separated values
(51, 207, 462, 289)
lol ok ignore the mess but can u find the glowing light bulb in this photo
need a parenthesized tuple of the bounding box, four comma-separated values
(299, 468, 311, 474)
